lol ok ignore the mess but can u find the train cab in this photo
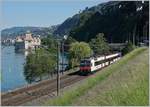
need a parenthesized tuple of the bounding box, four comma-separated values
(80, 59, 92, 75)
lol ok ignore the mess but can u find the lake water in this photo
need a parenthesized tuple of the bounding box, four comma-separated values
(1, 46, 27, 92)
(1, 46, 68, 92)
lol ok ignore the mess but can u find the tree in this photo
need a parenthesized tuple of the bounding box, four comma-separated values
(24, 48, 56, 83)
(69, 1, 148, 44)
(65, 36, 76, 44)
(89, 33, 110, 55)
(41, 34, 57, 53)
(69, 42, 92, 68)
(122, 41, 136, 55)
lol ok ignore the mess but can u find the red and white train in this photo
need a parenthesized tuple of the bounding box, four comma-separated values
(80, 52, 121, 75)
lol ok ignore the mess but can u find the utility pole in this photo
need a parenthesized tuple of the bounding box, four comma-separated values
(57, 41, 60, 96)
(56, 35, 68, 96)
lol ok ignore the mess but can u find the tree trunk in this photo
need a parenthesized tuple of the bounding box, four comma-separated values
(133, 24, 137, 45)
(40, 76, 42, 81)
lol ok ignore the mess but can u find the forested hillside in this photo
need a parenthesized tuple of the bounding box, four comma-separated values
(70, 1, 149, 43)
(54, 1, 149, 44)
(1, 26, 58, 39)
(53, 1, 110, 36)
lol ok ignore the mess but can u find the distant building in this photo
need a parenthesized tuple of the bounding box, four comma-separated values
(2, 38, 15, 46)
(14, 32, 41, 51)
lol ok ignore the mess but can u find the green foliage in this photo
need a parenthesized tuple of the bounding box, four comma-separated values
(24, 48, 56, 83)
(122, 41, 136, 55)
(65, 36, 77, 45)
(41, 34, 57, 49)
(89, 33, 110, 55)
(45, 47, 148, 106)
(69, 42, 92, 68)
(41, 34, 57, 54)
(69, 1, 149, 43)
(79, 11, 94, 27)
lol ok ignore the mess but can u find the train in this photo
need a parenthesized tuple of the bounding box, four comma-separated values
(79, 52, 121, 75)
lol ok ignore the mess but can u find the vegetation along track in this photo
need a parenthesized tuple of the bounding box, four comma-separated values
(1, 72, 86, 106)
(44, 47, 148, 106)
(1, 52, 122, 106)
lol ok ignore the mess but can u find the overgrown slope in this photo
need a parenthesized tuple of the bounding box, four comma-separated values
(72, 48, 149, 105)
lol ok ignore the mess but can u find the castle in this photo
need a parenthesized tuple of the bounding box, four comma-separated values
(14, 31, 41, 51)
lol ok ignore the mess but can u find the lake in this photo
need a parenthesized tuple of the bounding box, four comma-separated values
(1, 46, 68, 92)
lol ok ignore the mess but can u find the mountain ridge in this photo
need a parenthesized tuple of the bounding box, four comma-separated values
(1, 25, 58, 39)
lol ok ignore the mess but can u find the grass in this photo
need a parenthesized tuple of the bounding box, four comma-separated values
(72, 47, 148, 106)
(45, 47, 148, 106)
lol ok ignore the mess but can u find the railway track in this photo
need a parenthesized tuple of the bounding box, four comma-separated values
(1, 71, 86, 106)
(1, 61, 116, 106)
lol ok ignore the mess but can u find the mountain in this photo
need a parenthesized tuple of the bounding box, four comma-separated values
(2, 1, 149, 44)
(53, 15, 79, 36)
(54, 1, 149, 44)
(53, 1, 119, 36)
(1, 26, 58, 39)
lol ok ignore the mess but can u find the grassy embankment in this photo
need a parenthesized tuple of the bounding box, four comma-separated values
(45, 47, 149, 106)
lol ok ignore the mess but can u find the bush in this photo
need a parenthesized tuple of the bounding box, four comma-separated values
(122, 41, 136, 55)
(68, 42, 92, 68)
(89, 33, 110, 55)
(24, 48, 56, 83)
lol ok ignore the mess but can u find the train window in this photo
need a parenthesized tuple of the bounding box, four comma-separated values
(94, 61, 99, 66)
(107, 55, 119, 61)
(86, 62, 91, 66)
(95, 60, 104, 66)
(80, 63, 85, 67)
(80, 60, 91, 67)
(93, 55, 120, 66)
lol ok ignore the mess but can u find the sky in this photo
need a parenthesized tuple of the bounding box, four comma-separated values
(1, 0, 109, 29)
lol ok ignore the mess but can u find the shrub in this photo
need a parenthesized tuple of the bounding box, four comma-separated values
(89, 33, 110, 55)
(68, 42, 92, 68)
(122, 41, 136, 55)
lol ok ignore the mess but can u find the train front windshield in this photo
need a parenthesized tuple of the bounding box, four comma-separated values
(80, 60, 91, 67)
